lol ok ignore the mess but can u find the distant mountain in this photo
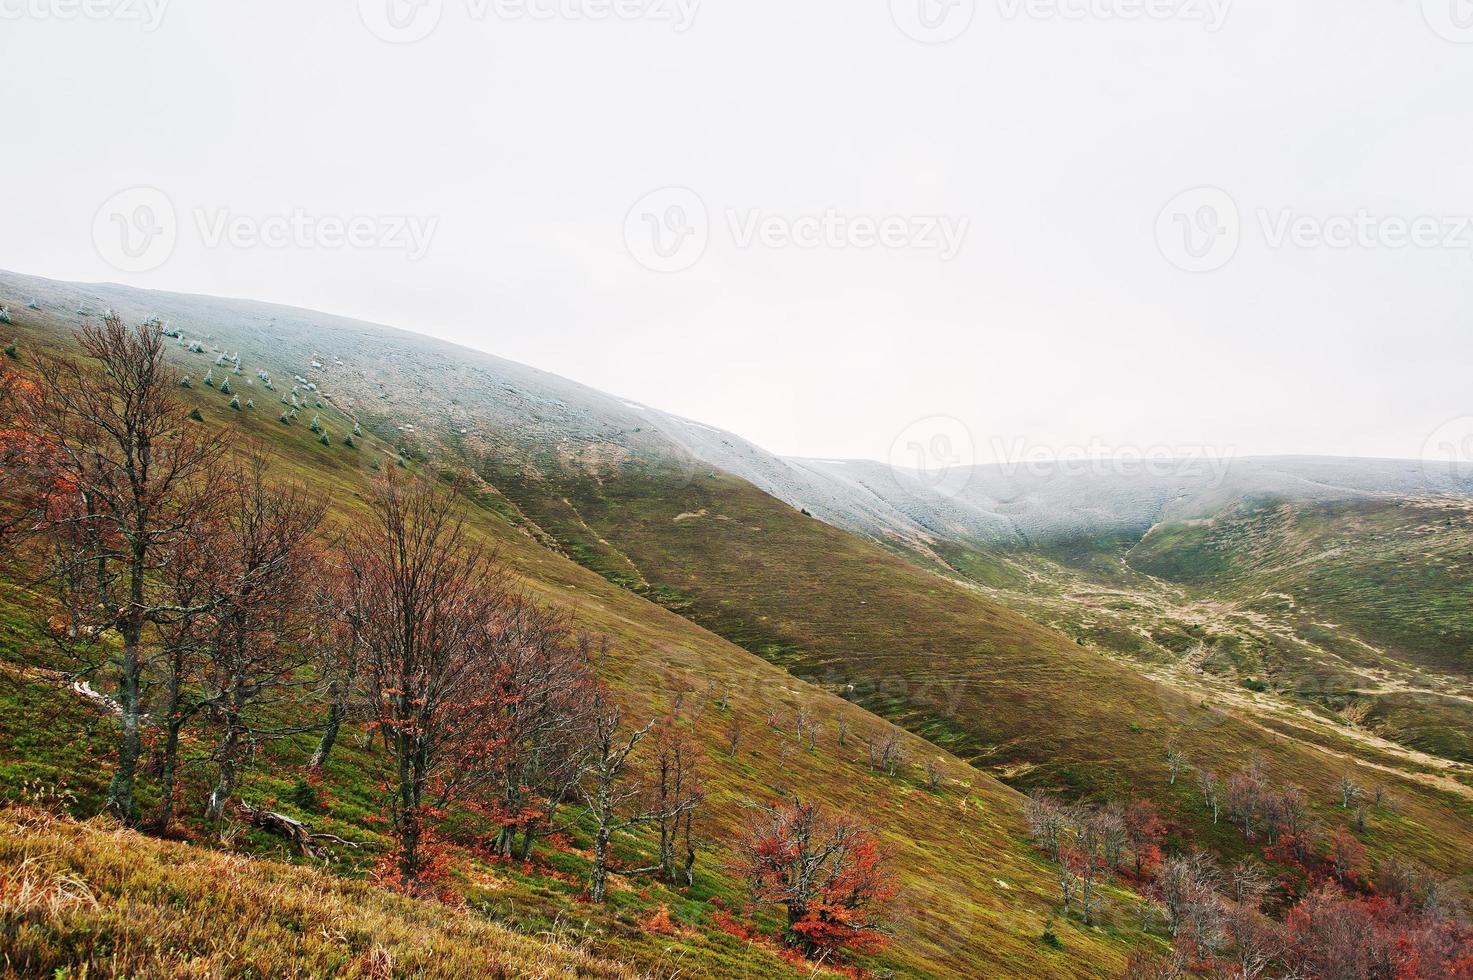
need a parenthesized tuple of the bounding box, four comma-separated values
(6, 268, 1471, 873)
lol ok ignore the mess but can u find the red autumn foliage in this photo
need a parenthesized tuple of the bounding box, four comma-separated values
(734, 799, 896, 960)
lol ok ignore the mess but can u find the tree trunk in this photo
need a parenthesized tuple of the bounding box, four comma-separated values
(106, 620, 143, 825)
(396, 732, 424, 893)
(681, 812, 695, 887)
(658, 821, 674, 882)
(207, 678, 246, 822)
(308, 683, 344, 771)
(147, 719, 183, 834)
(592, 824, 610, 902)
(515, 826, 535, 862)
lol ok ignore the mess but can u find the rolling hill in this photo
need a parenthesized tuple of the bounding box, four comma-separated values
(2, 268, 1472, 976)
(0, 271, 1160, 978)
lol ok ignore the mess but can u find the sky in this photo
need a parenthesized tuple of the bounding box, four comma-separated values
(3, 0, 1472, 467)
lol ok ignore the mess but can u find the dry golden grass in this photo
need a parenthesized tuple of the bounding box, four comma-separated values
(0, 807, 637, 979)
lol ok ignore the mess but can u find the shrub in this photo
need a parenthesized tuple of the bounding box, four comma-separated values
(219, 378, 232, 395)
(4, 342, 17, 359)
(343, 434, 356, 448)
(319, 432, 331, 446)
(229, 396, 241, 411)
(245, 399, 254, 410)
(179, 376, 192, 388)
(204, 370, 215, 388)
(189, 408, 205, 422)
(309, 416, 322, 434)
(0, 307, 11, 324)
(279, 412, 291, 424)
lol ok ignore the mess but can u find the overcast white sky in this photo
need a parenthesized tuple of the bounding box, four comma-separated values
(4, 0, 1472, 464)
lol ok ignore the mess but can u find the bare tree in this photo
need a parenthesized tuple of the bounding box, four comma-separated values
(486, 613, 600, 862)
(1025, 791, 1067, 861)
(1228, 857, 1269, 909)
(923, 758, 944, 793)
(866, 731, 902, 776)
(1197, 768, 1220, 823)
(27, 315, 226, 823)
(1155, 852, 1223, 951)
(723, 715, 744, 757)
(1338, 773, 1362, 809)
(344, 473, 518, 894)
(1094, 805, 1128, 873)
(1219, 902, 1287, 980)
(0, 356, 53, 557)
(1165, 739, 1188, 786)
(643, 712, 704, 886)
(579, 684, 655, 902)
(308, 567, 361, 772)
(1225, 762, 1268, 841)
(199, 452, 326, 823)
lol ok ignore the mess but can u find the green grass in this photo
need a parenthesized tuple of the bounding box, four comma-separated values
(0, 302, 1155, 977)
(484, 466, 1473, 880)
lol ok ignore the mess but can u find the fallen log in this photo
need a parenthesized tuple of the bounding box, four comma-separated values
(69, 679, 125, 717)
(236, 802, 364, 859)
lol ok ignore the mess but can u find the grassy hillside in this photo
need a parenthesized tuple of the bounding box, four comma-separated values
(931, 497, 1473, 768)
(0, 298, 1153, 976)
(485, 465, 1473, 879)
(1128, 496, 1473, 679)
(0, 807, 637, 979)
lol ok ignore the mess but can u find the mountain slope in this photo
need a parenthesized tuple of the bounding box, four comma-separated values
(4, 270, 1471, 890)
(0, 271, 1155, 978)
